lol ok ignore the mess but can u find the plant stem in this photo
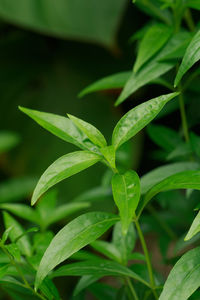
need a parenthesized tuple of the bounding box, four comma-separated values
(184, 8, 195, 32)
(0, 244, 46, 300)
(134, 219, 158, 300)
(178, 90, 190, 143)
(126, 277, 139, 300)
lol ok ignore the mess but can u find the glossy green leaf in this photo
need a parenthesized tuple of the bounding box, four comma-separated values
(3, 212, 32, 257)
(51, 258, 149, 286)
(0, 177, 37, 203)
(134, 23, 172, 72)
(112, 222, 136, 264)
(19, 106, 98, 152)
(175, 29, 200, 87)
(147, 124, 182, 152)
(0, 131, 20, 154)
(0, 0, 127, 48)
(79, 71, 131, 98)
(113, 93, 178, 149)
(112, 170, 140, 235)
(90, 240, 121, 262)
(100, 146, 116, 170)
(143, 170, 200, 212)
(185, 211, 200, 241)
(35, 212, 119, 289)
(160, 246, 200, 300)
(68, 114, 107, 148)
(0, 204, 38, 224)
(140, 161, 200, 194)
(31, 151, 102, 205)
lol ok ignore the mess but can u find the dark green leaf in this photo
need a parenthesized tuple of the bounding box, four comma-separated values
(185, 211, 200, 241)
(74, 275, 101, 296)
(31, 151, 102, 205)
(35, 212, 118, 289)
(112, 170, 140, 234)
(3, 212, 32, 257)
(187, 0, 200, 10)
(140, 161, 200, 194)
(113, 93, 178, 149)
(0, 131, 20, 154)
(175, 29, 200, 87)
(160, 247, 200, 300)
(51, 258, 149, 286)
(190, 132, 200, 158)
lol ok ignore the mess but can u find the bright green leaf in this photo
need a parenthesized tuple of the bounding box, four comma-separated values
(90, 240, 121, 262)
(79, 71, 131, 98)
(0, 204, 38, 224)
(68, 114, 107, 148)
(160, 247, 200, 300)
(134, 23, 172, 72)
(100, 146, 116, 170)
(19, 106, 99, 152)
(112, 170, 140, 235)
(185, 211, 200, 241)
(4, 244, 21, 261)
(31, 151, 102, 205)
(113, 93, 178, 149)
(35, 212, 119, 289)
(175, 29, 200, 87)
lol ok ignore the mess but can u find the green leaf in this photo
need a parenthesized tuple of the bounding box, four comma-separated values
(51, 258, 148, 286)
(112, 222, 136, 264)
(190, 132, 200, 158)
(19, 107, 98, 152)
(31, 151, 102, 205)
(1, 227, 13, 244)
(72, 186, 112, 203)
(68, 114, 107, 148)
(143, 170, 200, 212)
(90, 240, 121, 262)
(147, 124, 182, 152)
(140, 161, 200, 195)
(166, 143, 192, 161)
(43, 202, 91, 229)
(185, 211, 200, 241)
(112, 170, 140, 235)
(134, 23, 172, 73)
(79, 71, 131, 98)
(0, 204, 38, 224)
(160, 246, 200, 300)
(0, 0, 127, 48)
(100, 146, 116, 170)
(74, 275, 101, 296)
(0, 177, 37, 203)
(0, 131, 20, 154)
(35, 212, 119, 289)
(4, 244, 21, 261)
(175, 29, 200, 87)
(115, 61, 174, 105)
(113, 92, 178, 149)
(3, 212, 32, 257)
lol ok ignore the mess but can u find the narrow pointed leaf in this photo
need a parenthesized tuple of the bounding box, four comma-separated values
(90, 240, 121, 262)
(112, 170, 140, 235)
(79, 71, 131, 97)
(185, 211, 200, 241)
(160, 247, 200, 300)
(134, 23, 172, 72)
(175, 29, 200, 87)
(113, 93, 178, 149)
(142, 170, 200, 213)
(68, 114, 107, 148)
(3, 212, 32, 257)
(74, 275, 101, 296)
(0, 203, 38, 224)
(19, 106, 98, 152)
(140, 161, 200, 195)
(35, 212, 119, 289)
(31, 151, 101, 205)
(50, 258, 149, 286)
